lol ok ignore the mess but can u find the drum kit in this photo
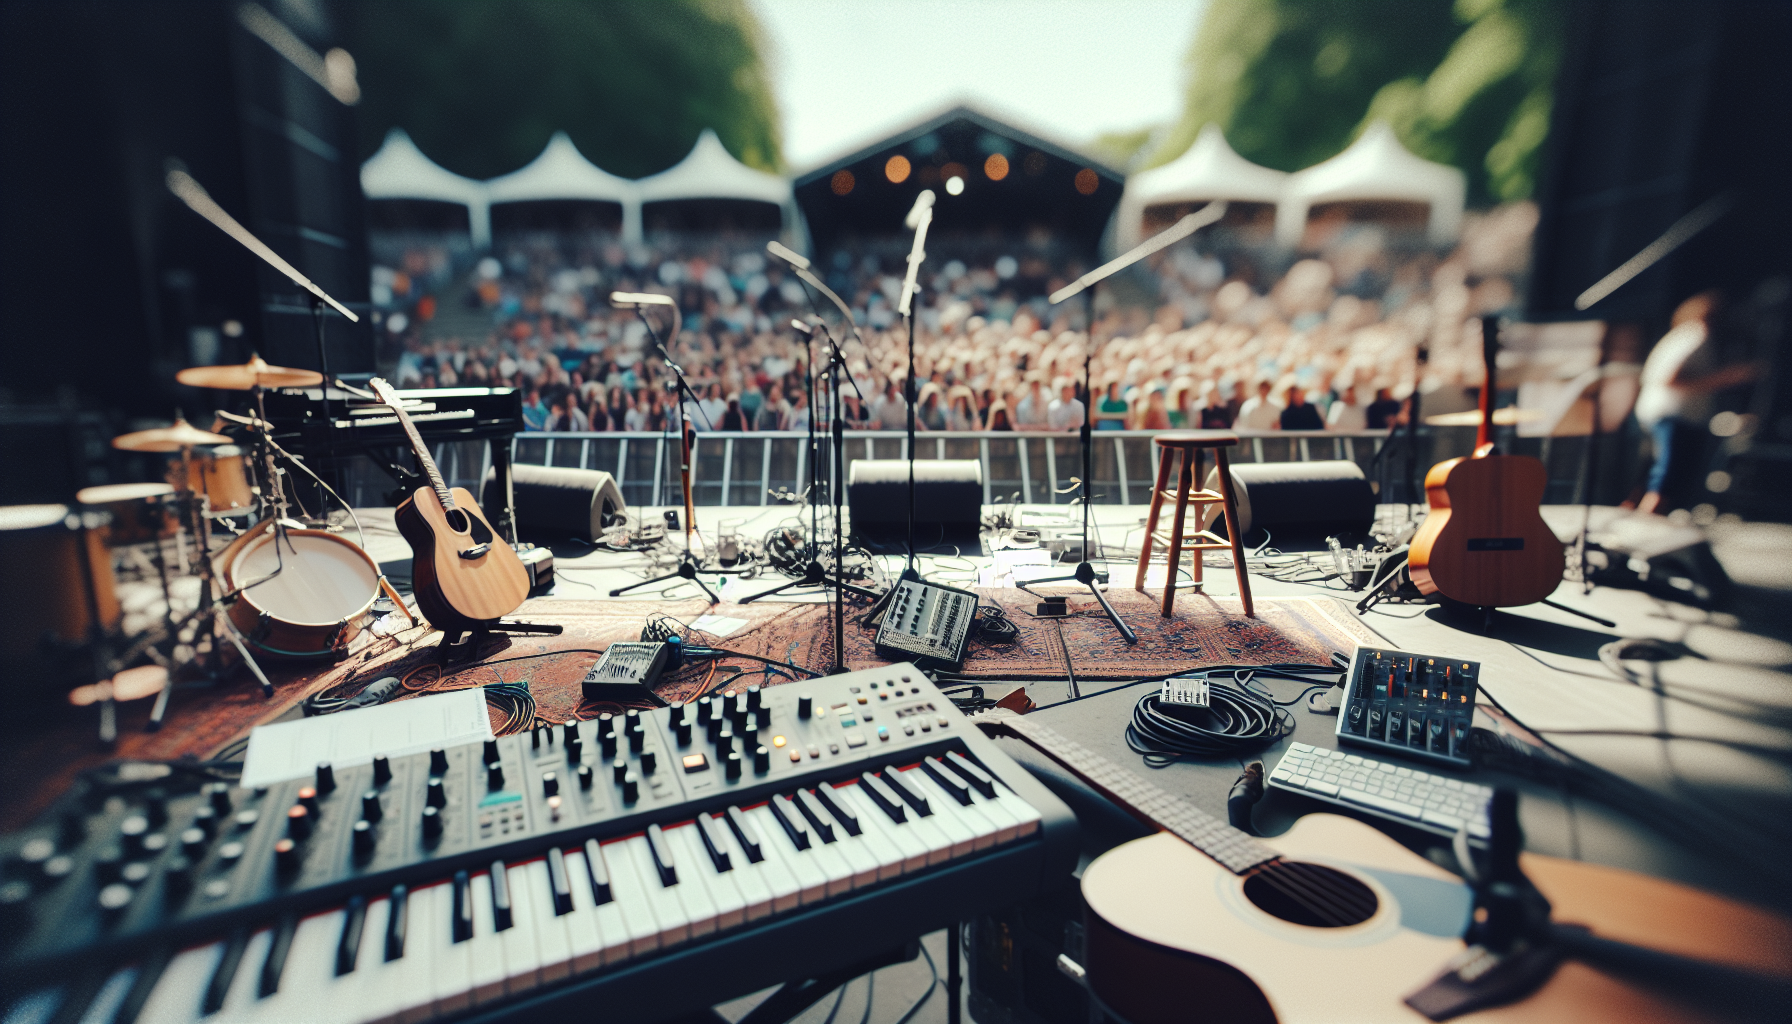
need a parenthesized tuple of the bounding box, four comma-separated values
(7, 355, 413, 743)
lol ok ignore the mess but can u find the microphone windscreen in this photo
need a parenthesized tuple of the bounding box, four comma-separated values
(904, 189, 937, 228)
(765, 241, 811, 271)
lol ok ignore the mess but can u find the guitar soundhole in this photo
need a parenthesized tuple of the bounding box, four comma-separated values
(1244, 862, 1378, 928)
(443, 508, 471, 534)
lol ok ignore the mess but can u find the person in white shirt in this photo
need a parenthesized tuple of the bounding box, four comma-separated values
(1014, 379, 1051, 430)
(787, 390, 811, 433)
(1047, 382, 1085, 431)
(872, 380, 907, 430)
(545, 391, 588, 432)
(623, 392, 647, 432)
(1234, 379, 1282, 431)
(1326, 384, 1368, 431)
(1634, 292, 1759, 514)
(697, 382, 726, 430)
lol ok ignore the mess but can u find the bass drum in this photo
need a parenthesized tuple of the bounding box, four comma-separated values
(0, 504, 119, 666)
(77, 482, 178, 546)
(188, 445, 255, 516)
(225, 525, 380, 658)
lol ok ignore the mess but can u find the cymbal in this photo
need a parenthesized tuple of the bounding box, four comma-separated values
(69, 665, 168, 706)
(112, 418, 232, 452)
(1425, 407, 1547, 427)
(177, 354, 323, 390)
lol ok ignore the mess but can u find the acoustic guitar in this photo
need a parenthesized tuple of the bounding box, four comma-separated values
(974, 710, 1792, 1024)
(1408, 319, 1563, 608)
(369, 378, 530, 633)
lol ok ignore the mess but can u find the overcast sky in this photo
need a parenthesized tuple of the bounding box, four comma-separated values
(750, 0, 1210, 170)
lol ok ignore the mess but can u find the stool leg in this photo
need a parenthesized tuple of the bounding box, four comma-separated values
(1161, 449, 1194, 618)
(1189, 448, 1205, 589)
(1135, 443, 1173, 592)
(1215, 447, 1254, 618)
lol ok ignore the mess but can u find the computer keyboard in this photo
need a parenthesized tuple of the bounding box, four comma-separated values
(1268, 742, 1492, 839)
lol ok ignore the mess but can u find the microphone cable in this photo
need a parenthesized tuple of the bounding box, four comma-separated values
(1125, 664, 1341, 767)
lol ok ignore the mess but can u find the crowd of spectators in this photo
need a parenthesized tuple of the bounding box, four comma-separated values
(379, 203, 1536, 437)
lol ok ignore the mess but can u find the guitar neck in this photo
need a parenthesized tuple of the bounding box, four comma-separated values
(983, 713, 1278, 875)
(1479, 317, 1498, 451)
(372, 380, 454, 509)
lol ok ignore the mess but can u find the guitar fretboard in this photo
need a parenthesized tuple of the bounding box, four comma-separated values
(371, 379, 455, 510)
(997, 715, 1278, 875)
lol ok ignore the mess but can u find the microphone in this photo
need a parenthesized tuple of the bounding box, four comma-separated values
(904, 190, 936, 229)
(765, 241, 810, 271)
(610, 291, 677, 307)
(790, 319, 813, 334)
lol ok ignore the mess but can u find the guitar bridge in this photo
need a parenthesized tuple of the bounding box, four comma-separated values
(459, 543, 491, 560)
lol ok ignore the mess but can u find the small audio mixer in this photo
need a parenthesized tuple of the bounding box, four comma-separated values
(874, 580, 977, 670)
(1336, 646, 1481, 767)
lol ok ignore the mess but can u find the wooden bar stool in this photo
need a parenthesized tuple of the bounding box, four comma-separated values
(1135, 430, 1254, 618)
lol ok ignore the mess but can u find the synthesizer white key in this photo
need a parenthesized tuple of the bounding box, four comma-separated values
(557, 849, 606, 974)
(896, 769, 975, 857)
(814, 783, 901, 882)
(391, 885, 438, 1024)
(77, 967, 137, 1024)
(525, 860, 573, 984)
(799, 790, 880, 889)
(652, 825, 718, 939)
(863, 771, 954, 865)
(675, 822, 746, 931)
(962, 782, 1022, 843)
(351, 897, 404, 1024)
(579, 842, 637, 967)
(911, 772, 999, 852)
(766, 799, 853, 898)
(987, 776, 1044, 837)
(133, 942, 221, 1024)
(313, 903, 374, 1024)
(624, 835, 690, 949)
(704, 813, 774, 922)
(746, 806, 826, 906)
(237, 910, 338, 1023)
(209, 927, 270, 1022)
(597, 839, 660, 957)
(465, 874, 509, 1007)
(837, 784, 926, 875)
(725, 807, 799, 914)
(429, 879, 472, 1019)
(496, 863, 541, 996)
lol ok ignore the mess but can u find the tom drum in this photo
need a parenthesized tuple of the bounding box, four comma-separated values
(76, 482, 178, 547)
(0, 504, 120, 666)
(187, 445, 255, 515)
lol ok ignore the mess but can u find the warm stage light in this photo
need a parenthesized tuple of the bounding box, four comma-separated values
(1074, 168, 1100, 195)
(885, 155, 911, 183)
(831, 169, 855, 196)
(984, 153, 1009, 180)
(946, 176, 965, 196)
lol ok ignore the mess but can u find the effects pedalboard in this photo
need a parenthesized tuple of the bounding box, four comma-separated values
(874, 579, 978, 671)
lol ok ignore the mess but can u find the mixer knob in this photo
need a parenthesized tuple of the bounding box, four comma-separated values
(94, 847, 124, 882)
(673, 721, 692, 747)
(286, 805, 311, 841)
(621, 773, 639, 803)
(746, 684, 762, 710)
(753, 745, 770, 774)
(724, 753, 742, 781)
(757, 705, 772, 728)
(372, 756, 392, 786)
(640, 751, 657, 776)
(706, 704, 725, 737)
(669, 704, 687, 726)
(482, 740, 500, 766)
(274, 838, 300, 875)
(352, 820, 375, 861)
(715, 728, 735, 757)
(599, 720, 617, 756)
(97, 883, 134, 917)
(487, 764, 506, 791)
(741, 721, 759, 749)
(613, 758, 628, 784)
(420, 805, 443, 842)
(428, 749, 448, 776)
(798, 694, 813, 719)
(733, 694, 750, 721)
(563, 720, 579, 744)
(625, 709, 641, 728)
(542, 772, 559, 797)
(576, 764, 593, 790)
(315, 762, 336, 795)
(119, 815, 149, 857)
(162, 856, 193, 895)
(190, 806, 217, 837)
(180, 828, 208, 857)
(565, 733, 581, 761)
(361, 791, 382, 823)
(425, 777, 446, 809)
(206, 783, 233, 815)
(628, 728, 644, 753)
(297, 787, 320, 816)
(143, 788, 169, 828)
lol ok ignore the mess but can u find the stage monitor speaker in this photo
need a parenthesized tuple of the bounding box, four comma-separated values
(482, 464, 625, 544)
(848, 459, 982, 543)
(1202, 460, 1375, 540)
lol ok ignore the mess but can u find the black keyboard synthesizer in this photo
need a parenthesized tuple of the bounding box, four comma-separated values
(0, 665, 1075, 1024)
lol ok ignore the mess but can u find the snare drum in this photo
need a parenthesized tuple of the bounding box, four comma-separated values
(0, 504, 120, 664)
(76, 482, 178, 546)
(187, 445, 255, 515)
(225, 526, 380, 658)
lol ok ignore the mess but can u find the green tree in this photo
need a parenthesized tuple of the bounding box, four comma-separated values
(343, 0, 781, 180)
(1149, 0, 1561, 204)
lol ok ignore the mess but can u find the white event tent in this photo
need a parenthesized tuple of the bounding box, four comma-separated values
(359, 128, 492, 247)
(635, 129, 792, 235)
(484, 131, 640, 242)
(1275, 121, 1465, 247)
(1114, 124, 1288, 249)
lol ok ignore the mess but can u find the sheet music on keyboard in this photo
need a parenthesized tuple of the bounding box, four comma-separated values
(241, 689, 493, 788)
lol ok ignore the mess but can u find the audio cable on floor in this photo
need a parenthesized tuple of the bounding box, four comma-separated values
(1125, 664, 1340, 766)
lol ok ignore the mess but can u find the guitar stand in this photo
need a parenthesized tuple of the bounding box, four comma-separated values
(609, 556, 720, 605)
(738, 558, 880, 605)
(438, 620, 566, 666)
(1020, 560, 1138, 644)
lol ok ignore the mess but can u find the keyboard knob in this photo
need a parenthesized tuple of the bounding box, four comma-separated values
(542, 772, 559, 797)
(286, 805, 311, 841)
(297, 787, 319, 816)
(753, 745, 770, 774)
(119, 815, 149, 857)
(180, 827, 208, 857)
(352, 820, 375, 861)
(576, 764, 593, 790)
(640, 751, 657, 776)
(706, 704, 725, 738)
(757, 705, 772, 728)
(361, 791, 383, 823)
(372, 756, 392, 786)
(93, 846, 124, 882)
(190, 805, 216, 837)
(206, 783, 233, 815)
(669, 704, 687, 726)
(733, 694, 750, 722)
(741, 722, 759, 750)
(798, 694, 813, 719)
(673, 722, 692, 747)
(565, 734, 581, 761)
(724, 752, 742, 780)
(621, 773, 639, 804)
(746, 684, 762, 710)
(487, 764, 505, 791)
(613, 758, 628, 784)
(715, 728, 735, 757)
(143, 788, 169, 828)
(274, 838, 300, 875)
(482, 740, 500, 766)
(420, 805, 443, 842)
(162, 856, 193, 895)
(563, 720, 580, 743)
(628, 728, 644, 753)
(315, 762, 336, 795)
(97, 883, 134, 918)
(428, 749, 448, 776)
(426, 777, 446, 809)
